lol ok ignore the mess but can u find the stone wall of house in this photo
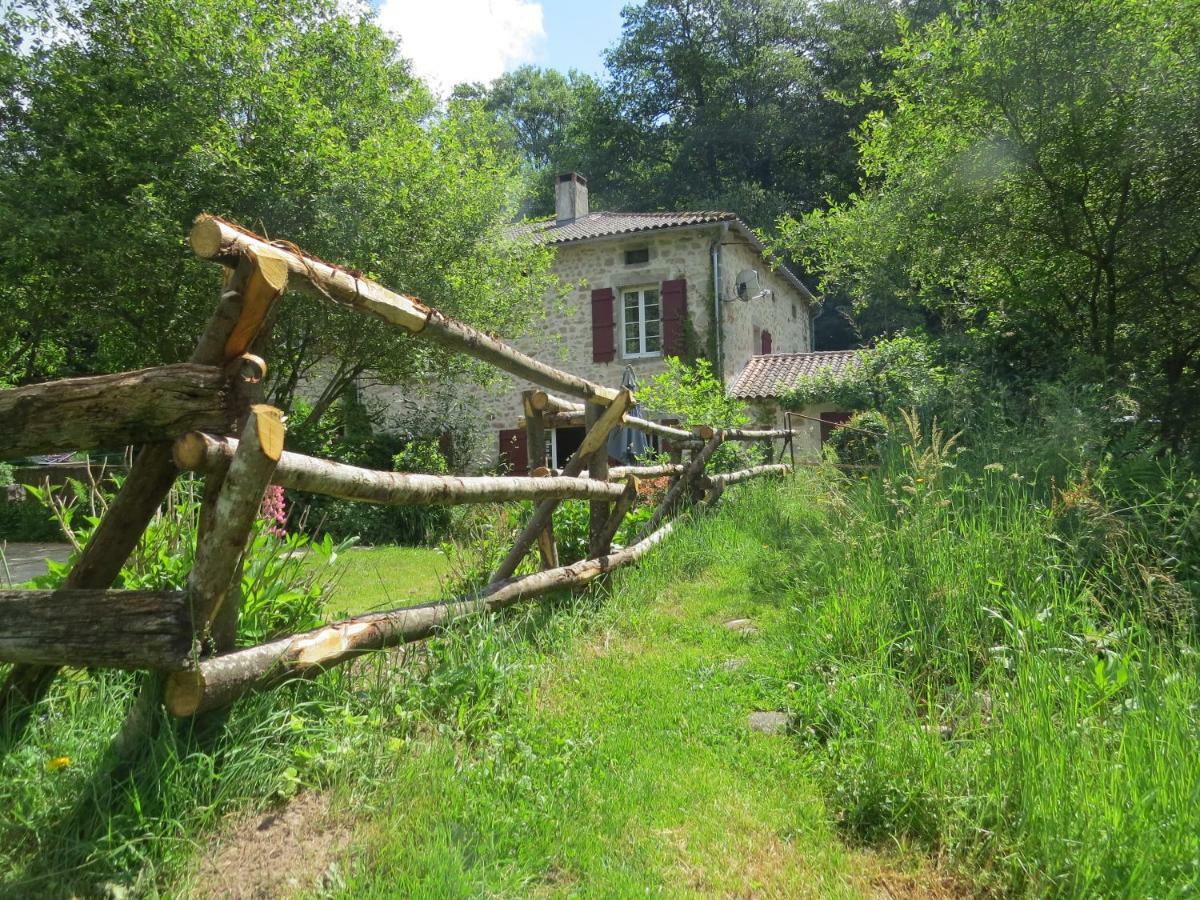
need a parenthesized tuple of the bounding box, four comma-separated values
(718, 237, 813, 386)
(367, 224, 815, 470)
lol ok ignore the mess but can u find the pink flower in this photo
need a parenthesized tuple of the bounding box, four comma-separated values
(260, 484, 287, 538)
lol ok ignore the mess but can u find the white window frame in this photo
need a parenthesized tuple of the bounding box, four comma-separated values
(620, 285, 662, 360)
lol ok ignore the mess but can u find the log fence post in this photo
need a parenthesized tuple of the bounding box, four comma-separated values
(188, 406, 284, 654)
(0, 248, 288, 723)
(593, 475, 639, 554)
(585, 402, 611, 558)
(489, 390, 631, 584)
(639, 434, 722, 538)
(523, 391, 558, 570)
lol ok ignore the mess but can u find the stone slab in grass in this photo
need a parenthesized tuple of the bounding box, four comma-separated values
(748, 711, 791, 735)
(723, 618, 757, 635)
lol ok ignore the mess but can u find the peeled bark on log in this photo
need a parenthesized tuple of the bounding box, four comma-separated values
(0, 252, 283, 719)
(640, 435, 722, 538)
(0, 364, 235, 459)
(490, 391, 632, 583)
(188, 407, 283, 637)
(173, 432, 630, 505)
(0, 590, 191, 669)
(164, 519, 678, 716)
(191, 215, 620, 406)
(707, 464, 792, 486)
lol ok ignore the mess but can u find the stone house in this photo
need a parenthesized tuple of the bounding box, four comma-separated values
(375, 172, 850, 470)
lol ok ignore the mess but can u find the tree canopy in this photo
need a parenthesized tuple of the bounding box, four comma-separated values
(0, 0, 554, 424)
(775, 0, 1200, 448)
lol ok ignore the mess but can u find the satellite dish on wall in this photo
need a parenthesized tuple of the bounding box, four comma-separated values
(735, 268, 770, 302)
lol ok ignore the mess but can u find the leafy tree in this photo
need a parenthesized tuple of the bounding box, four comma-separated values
(778, 0, 1200, 449)
(0, 0, 554, 432)
(453, 66, 600, 217)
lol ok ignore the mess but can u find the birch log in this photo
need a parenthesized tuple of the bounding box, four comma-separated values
(173, 433, 628, 504)
(0, 590, 191, 669)
(164, 519, 678, 716)
(490, 390, 632, 583)
(0, 364, 235, 459)
(190, 215, 620, 406)
(0, 250, 287, 719)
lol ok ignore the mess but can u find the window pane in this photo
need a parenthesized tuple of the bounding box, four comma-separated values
(645, 319, 660, 338)
(625, 321, 640, 340)
(626, 336, 640, 354)
(644, 288, 659, 304)
(646, 333, 661, 352)
(623, 291, 639, 310)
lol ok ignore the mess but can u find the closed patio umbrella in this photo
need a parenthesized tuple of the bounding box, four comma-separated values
(607, 365, 650, 464)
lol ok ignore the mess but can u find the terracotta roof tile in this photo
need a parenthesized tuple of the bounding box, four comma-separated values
(730, 350, 863, 400)
(512, 210, 739, 244)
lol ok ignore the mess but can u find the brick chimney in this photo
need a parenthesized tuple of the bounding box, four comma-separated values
(555, 172, 588, 224)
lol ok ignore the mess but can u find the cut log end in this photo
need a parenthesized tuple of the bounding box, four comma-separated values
(529, 390, 550, 412)
(694, 425, 716, 440)
(164, 670, 205, 717)
(173, 431, 210, 471)
(189, 216, 225, 260)
(252, 405, 286, 461)
(249, 247, 290, 293)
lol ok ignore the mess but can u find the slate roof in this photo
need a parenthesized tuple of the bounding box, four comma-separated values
(730, 350, 863, 400)
(510, 210, 816, 300)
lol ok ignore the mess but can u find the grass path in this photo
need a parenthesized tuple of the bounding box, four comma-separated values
(318, 546, 950, 896)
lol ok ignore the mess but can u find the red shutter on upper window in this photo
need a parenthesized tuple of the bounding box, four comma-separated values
(591, 288, 615, 363)
(498, 429, 528, 475)
(761, 329, 773, 354)
(661, 278, 687, 357)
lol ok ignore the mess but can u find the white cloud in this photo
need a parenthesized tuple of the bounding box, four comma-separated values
(378, 0, 545, 94)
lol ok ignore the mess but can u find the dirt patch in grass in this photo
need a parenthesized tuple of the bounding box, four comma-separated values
(187, 792, 350, 899)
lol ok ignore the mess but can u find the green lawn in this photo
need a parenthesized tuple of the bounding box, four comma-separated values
(321, 545, 450, 617)
(312, 495, 945, 897)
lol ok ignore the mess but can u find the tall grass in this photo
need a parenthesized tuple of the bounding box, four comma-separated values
(718, 429, 1200, 894)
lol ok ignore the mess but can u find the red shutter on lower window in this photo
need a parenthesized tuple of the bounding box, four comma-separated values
(761, 329, 773, 354)
(591, 288, 615, 363)
(498, 429, 528, 475)
(661, 278, 687, 357)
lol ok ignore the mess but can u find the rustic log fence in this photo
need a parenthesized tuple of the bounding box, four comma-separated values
(0, 214, 793, 737)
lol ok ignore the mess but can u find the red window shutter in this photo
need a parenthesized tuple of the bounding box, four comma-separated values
(498, 429, 528, 474)
(661, 278, 687, 357)
(820, 411, 851, 444)
(761, 329, 772, 354)
(591, 288, 615, 363)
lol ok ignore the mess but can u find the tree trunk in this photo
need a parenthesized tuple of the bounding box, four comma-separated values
(0, 589, 190, 669)
(164, 518, 679, 716)
(0, 364, 235, 459)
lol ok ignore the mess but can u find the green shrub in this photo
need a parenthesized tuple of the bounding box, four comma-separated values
(828, 409, 890, 467)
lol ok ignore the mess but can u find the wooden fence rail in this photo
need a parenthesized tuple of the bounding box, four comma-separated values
(0, 214, 796, 748)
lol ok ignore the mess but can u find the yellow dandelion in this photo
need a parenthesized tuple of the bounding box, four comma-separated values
(46, 756, 71, 772)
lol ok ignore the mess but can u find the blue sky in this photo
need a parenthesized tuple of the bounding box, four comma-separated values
(371, 0, 627, 94)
